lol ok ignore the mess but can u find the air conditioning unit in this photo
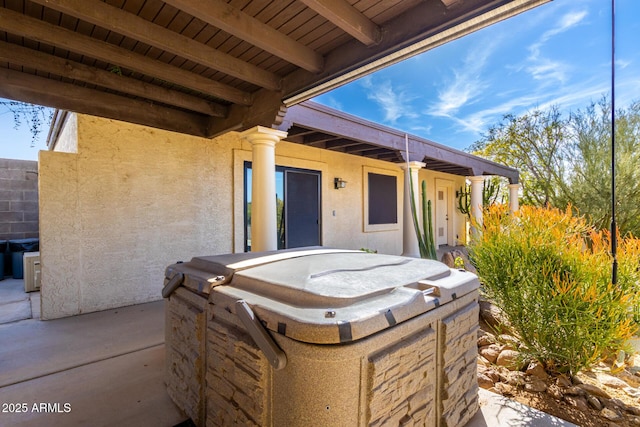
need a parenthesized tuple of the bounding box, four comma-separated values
(24, 252, 41, 293)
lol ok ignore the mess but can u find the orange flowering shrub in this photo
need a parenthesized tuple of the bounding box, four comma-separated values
(469, 204, 640, 375)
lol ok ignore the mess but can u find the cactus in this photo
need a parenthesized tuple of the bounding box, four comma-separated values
(457, 185, 471, 218)
(456, 179, 505, 218)
(409, 174, 438, 260)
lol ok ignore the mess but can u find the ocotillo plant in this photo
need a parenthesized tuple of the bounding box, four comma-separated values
(409, 174, 438, 260)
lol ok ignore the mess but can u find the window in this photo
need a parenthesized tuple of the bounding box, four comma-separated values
(363, 167, 400, 232)
(244, 162, 321, 251)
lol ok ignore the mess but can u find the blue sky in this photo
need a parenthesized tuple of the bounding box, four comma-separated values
(314, 0, 640, 150)
(1, 0, 639, 160)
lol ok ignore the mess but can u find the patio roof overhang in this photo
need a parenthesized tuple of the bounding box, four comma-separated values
(1, 0, 548, 139)
(281, 101, 520, 184)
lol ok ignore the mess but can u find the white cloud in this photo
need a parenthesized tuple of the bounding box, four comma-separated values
(359, 76, 418, 123)
(427, 39, 497, 117)
(525, 9, 587, 84)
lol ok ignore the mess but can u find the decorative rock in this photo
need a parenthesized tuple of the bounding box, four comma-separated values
(625, 386, 640, 398)
(479, 300, 508, 329)
(627, 406, 640, 416)
(494, 382, 513, 396)
(506, 371, 526, 387)
(484, 369, 501, 383)
(524, 379, 547, 393)
(478, 373, 495, 389)
(556, 374, 572, 388)
(630, 415, 640, 426)
(563, 395, 589, 412)
(577, 383, 611, 399)
(479, 345, 501, 364)
(601, 407, 624, 422)
(498, 334, 520, 348)
(547, 384, 563, 400)
(525, 361, 548, 380)
(587, 395, 604, 411)
(477, 332, 494, 348)
(597, 373, 630, 389)
(477, 356, 491, 367)
(496, 349, 524, 371)
(564, 386, 587, 397)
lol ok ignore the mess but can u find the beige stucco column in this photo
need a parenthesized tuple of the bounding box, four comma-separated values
(240, 126, 287, 252)
(469, 176, 485, 239)
(400, 161, 426, 258)
(508, 183, 520, 213)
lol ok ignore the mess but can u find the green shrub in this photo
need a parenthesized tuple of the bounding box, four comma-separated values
(469, 204, 640, 375)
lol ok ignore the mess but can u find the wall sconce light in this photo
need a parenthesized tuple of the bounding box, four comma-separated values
(334, 177, 347, 189)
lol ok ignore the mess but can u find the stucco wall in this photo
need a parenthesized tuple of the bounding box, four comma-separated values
(231, 140, 404, 256)
(39, 115, 238, 319)
(39, 114, 468, 319)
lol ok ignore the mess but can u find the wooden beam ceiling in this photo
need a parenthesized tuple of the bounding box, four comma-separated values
(163, 0, 324, 72)
(298, 0, 381, 46)
(0, 0, 549, 143)
(0, 7, 250, 105)
(0, 41, 227, 117)
(28, 0, 281, 90)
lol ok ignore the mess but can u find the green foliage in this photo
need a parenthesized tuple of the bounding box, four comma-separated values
(567, 99, 640, 234)
(470, 97, 640, 237)
(409, 175, 437, 260)
(470, 106, 568, 207)
(456, 177, 506, 218)
(360, 248, 378, 254)
(469, 205, 640, 375)
(1, 101, 53, 147)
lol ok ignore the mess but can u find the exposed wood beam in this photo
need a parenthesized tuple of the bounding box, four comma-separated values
(282, 0, 549, 104)
(0, 7, 251, 105)
(344, 144, 382, 153)
(164, 0, 324, 73)
(28, 0, 280, 91)
(0, 41, 227, 117)
(298, 0, 381, 46)
(285, 101, 519, 183)
(440, 0, 464, 7)
(206, 89, 287, 137)
(303, 132, 339, 145)
(286, 127, 318, 138)
(0, 68, 208, 137)
(325, 139, 360, 150)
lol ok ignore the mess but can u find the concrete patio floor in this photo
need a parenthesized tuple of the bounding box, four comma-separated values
(0, 278, 575, 427)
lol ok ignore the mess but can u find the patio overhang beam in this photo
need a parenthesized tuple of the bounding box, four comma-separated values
(282, 0, 551, 106)
(281, 101, 520, 184)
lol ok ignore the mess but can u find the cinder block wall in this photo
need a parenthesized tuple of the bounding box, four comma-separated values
(0, 158, 39, 240)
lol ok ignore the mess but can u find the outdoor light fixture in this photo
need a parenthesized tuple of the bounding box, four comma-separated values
(334, 177, 347, 189)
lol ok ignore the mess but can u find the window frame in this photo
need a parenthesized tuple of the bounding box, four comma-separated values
(362, 166, 401, 233)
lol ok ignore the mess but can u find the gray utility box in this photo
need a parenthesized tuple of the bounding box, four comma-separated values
(163, 248, 480, 427)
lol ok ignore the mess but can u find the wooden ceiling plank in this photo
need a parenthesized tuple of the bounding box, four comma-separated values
(163, 0, 324, 72)
(0, 67, 209, 137)
(298, 0, 381, 46)
(28, 0, 281, 90)
(0, 7, 251, 104)
(0, 41, 228, 117)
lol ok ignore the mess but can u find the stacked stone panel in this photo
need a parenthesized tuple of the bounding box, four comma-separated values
(206, 310, 269, 427)
(367, 327, 437, 426)
(438, 301, 480, 427)
(165, 289, 207, 425)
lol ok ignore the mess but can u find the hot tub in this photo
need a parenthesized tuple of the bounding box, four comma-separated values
(163, 248, 480, 426)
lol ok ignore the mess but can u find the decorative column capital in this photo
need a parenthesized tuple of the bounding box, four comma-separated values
(468, 176, 486, 183)
(239, 126, 287, 146)
(398, 161, 426, 171)
(508, 183, 520, 190)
